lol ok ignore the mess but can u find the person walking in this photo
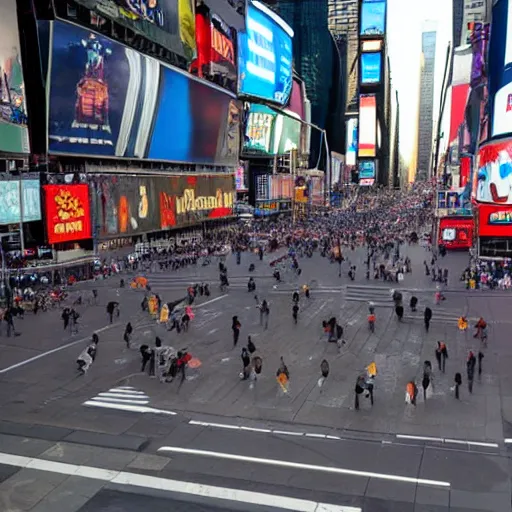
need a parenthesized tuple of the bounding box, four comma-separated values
(395, 304, 404, 321)
(478, 351, 484, 376)
(292, 302, 299, 324)
(454, 372, 462, 399)
(241, 347, 251, 380)
(123, 322, 133, 348)
(424, 307, 432, 332)
(422, 360, 433, 401)
(232, 316, 241, 347)
(467, 351, 476, 393)
(435, 341, 448, 372)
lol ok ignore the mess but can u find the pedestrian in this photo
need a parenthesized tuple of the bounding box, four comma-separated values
(70, 308, 79, 334)
(4, 308, 16, 337)
(424, 307, 432, 332)
(276, 356, 290, 393)
(454, 372, 462, 399)
(62, 307, 70, 330)
(422, 360, 432, 401)
(106, 301, 119, 324)
(478, 351, 484, 376)
(124, 322, 132, 348)
(140, 344, 152, 373)
(406, 380, 418, 406)
(232, 316, 241, 347)
(410, 296, 418, 312)
(292, 303, 299, 324)
(395, 304, 404, 321)
(259, 300, 269, 329)
(467, 351, 476, 393)
(247, 336, 256, 354)
(435, 341, 448, 372)
(240, 347, 251, 379)
(354, 374, 366, 410)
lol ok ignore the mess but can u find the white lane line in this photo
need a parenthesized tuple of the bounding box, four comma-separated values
(0, 452, 360, 512)
(115, 386, 135, 390)
(273, 430, 304, 437)
(83, 401, 176, 415)
(0, 324, 118, 374)
(326, 435, 342, 440)
(396, 435, 444, 443)
(195, 295, 228, 308)
(504, 439, 512, 444)
(90, 396, 149, 405)
(240, 426, 272, 433)
(108, 388, 147, 395)
(98, 393, 149, 400)
(306, 433, 327, 439)
(157, 446, 450, 488)
(466, 441, 499, 448)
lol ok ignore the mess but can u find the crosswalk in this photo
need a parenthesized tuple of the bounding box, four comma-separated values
(344, 284, 476, 325)
(83, 386, 176, 415)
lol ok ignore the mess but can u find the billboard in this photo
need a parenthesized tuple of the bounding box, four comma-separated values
(238, 1, 293, 105)
(358, 94, 376, 158)
(360, 0, 386, 37)
(244, 104, 276, 155)
(92, 174, 234, 238)
(48, 21, 240, 166)
(235, 164, 248, 192)
(192, 9, 237, 93)
(449, 84, 470, 144)
(0, 0, 29, 154)
(475, 139, 512, 204)
(478, 204, 512, 237)
(439, 217, 473, 249)
(359, 178, 375, 186)
(461, 0, 487, 45)
(0, 180, 41, 225)
(489, 0, 512, 139)
(346, 118, 358, 166)
(358, 160, 375, 179)
(43, 184, 92, 244)
(273, 114, 301, 154)
(74, 0, 196, 62)
(361, 52, 381, 84)
(288, 79, 305, 119)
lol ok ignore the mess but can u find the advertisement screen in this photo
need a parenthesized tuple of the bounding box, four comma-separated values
(460, 156, 471, 187)
(44, 184, 92, 244)
(236, 164, 248, 192)
(270, 174, 293, 199)
(449, 84, 470, 145)
(359, 178, 375, 186)
(358, 95, 376, 158)
(238, 2, 293, 105)
(244, 104, 276, 155)
(346, 118, 358, 166)
(358, 160, 375, 179)
(360, 0, 386, 36)
(461, 0, 487, 44)
(475, 139, 512, 204)
(48, 21, 240, 166)
(92, 174, 234, 238)
(192, 10, 236, 93)
(439, 217, 473, 249)
(288, 79, 305, 119)
(0, 0, 29, 154)
(489, 0, 512, 138)
(361, 53, 381, 84)
(0, 180, 41, 225)
(478, 204, 512, 237)
(273, 114, 301, 154)
(75, 0, 196, 62)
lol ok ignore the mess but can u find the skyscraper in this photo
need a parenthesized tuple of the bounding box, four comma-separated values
(417, 30, 437, 180)
(328, 0, 359, 113)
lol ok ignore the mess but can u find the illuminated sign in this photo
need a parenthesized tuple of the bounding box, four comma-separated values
(176, 188, 234, 214)
(358, 94, 376, 157)
(346, 118, 358, 166)
(212, 27, 234, 62)
(360, 0, 386, 36)
(359, 178, 375, 186)
(362, 40, 382, 52)
(361, 52, 382, 84)
(489, 210, 512, 224)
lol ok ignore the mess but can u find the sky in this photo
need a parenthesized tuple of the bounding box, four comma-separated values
(386, 0, 453, 169)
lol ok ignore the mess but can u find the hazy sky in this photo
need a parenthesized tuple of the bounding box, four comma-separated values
(387, 0, 453, 166)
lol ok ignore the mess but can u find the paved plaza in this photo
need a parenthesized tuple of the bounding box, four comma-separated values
(0, 245, 511, 511)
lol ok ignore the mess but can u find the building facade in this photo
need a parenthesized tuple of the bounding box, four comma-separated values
(417, 30, 437, 180)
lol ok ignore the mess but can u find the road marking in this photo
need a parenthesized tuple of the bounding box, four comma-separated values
(0, 452, 360, 512)
(240, 426, 272, 433)
(107, 388, 147, 395)
(504, 439, 512, 444)
(83, 400, 176, 415)
(91, 396, 149, 405)
(195, 295, 228, 308)
(306, 433, 327, 439)
(189, 420, 240, 430)
(157, 446, 450, 487)
(396, 434, 499, 449)
(272, 430, 304, 437)
(98, 392, 148, 400)
(0, 323, 118, 374)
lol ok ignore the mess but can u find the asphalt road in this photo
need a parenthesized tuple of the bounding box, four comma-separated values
(0, 245, 511, 511)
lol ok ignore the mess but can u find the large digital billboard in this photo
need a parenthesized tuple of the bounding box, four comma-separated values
(192, 9, 237, 93)
(489, 0, 512, 139)
(361, 52, 382, 84)
(273, 114, 301, 154)
(475, 139, 512, 204)
(346, 118, 358, 166)
(48, 21, 240, 166)
(0, 0, 29, 154)
(238, 1, 293, 105)
(478, 204, 512, 237)
(358, 160, 375, 179)
(74, 0, 196, 62)
(244, 104, 276, 155)
(92, 174, 234, 238)
(360, 0, 386, 37)
(43, 184, 92, 245)
(358, 94, 376, 158)
(0, 180, 41, 225)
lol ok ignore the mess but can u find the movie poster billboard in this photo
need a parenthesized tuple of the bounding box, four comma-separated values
(92, 174, 235, 238)
(48, 21, 240, 166)
(0, 0, 29, 154)
(43, 184, 92, 244)
(74, 0, 196, 62)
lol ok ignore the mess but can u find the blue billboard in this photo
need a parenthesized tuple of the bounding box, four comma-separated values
(0, 180, 41, 225)
(358, 160, 375, 179)
(238, 1, 293, 105)
(47, 21, 240, 166)
(360, 0, 386, 36)
(361, 52, 382, 84)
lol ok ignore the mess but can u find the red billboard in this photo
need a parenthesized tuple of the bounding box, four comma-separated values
(460, 156, 471, 188)
(449, 84, 470, 144)
(358, 94, 376, 158)
(478, 204, 512, 237)
(43, 184, 92, 245)
(438, 216, 473, 249)
(288, 79, 305, 119)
